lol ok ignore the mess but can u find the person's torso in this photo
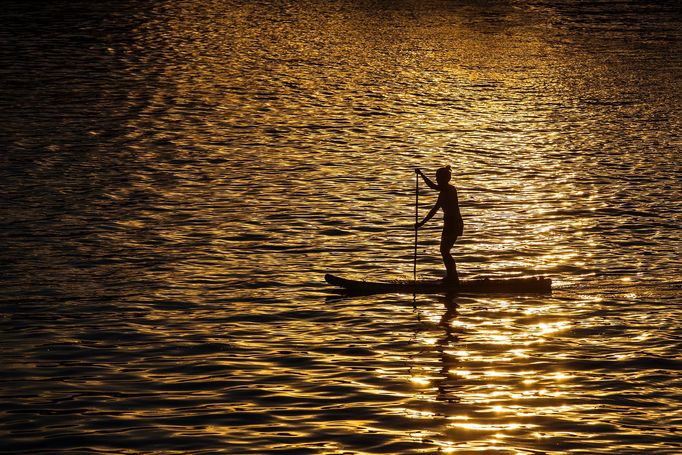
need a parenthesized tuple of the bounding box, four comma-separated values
(440, 185, 461, 219)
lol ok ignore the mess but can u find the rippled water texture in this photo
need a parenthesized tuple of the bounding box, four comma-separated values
(1, 0, 681, 453)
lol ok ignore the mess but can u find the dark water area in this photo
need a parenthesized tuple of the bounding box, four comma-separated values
(1, 1, 681, 453)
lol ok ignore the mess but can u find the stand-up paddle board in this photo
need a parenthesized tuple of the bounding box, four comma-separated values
(325, 273, 551, 295)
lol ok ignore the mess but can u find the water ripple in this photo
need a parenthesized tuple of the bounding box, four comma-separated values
(1, 0, 682, 454)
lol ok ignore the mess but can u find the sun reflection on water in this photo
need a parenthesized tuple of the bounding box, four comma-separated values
(400, 293, 587, 450)
(450, 422, 537, 432)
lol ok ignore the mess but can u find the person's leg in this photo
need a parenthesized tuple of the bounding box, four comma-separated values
(440, 230, 459, 283)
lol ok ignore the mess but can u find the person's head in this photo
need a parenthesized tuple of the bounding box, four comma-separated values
(436, 165, 451, 185)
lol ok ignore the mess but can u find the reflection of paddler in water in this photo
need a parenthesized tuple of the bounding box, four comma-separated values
(415, 166, 464, 285)
(436, 294, 461, 403)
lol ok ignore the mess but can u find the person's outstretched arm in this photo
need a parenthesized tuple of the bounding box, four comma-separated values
(416, 199, 441, 229)
(416, 169, 440, 191)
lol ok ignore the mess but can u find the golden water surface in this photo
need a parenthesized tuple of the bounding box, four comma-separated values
(1, 0, 681, 454)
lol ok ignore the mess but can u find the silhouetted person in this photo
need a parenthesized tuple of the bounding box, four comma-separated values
(415, 166, 463, 284)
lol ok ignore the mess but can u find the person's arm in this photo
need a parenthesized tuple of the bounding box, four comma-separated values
(416, 198, 441, 229)
(416, 169, 440, 191)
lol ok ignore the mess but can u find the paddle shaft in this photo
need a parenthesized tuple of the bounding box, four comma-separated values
(414, 172, 418, 282)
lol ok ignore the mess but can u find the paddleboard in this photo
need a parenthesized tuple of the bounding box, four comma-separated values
(325, 273, 551, 295)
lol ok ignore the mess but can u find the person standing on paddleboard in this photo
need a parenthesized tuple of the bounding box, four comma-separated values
(415, 166, 463, 284)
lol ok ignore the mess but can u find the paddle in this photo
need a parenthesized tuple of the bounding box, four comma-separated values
(414, 170, 418, 284)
